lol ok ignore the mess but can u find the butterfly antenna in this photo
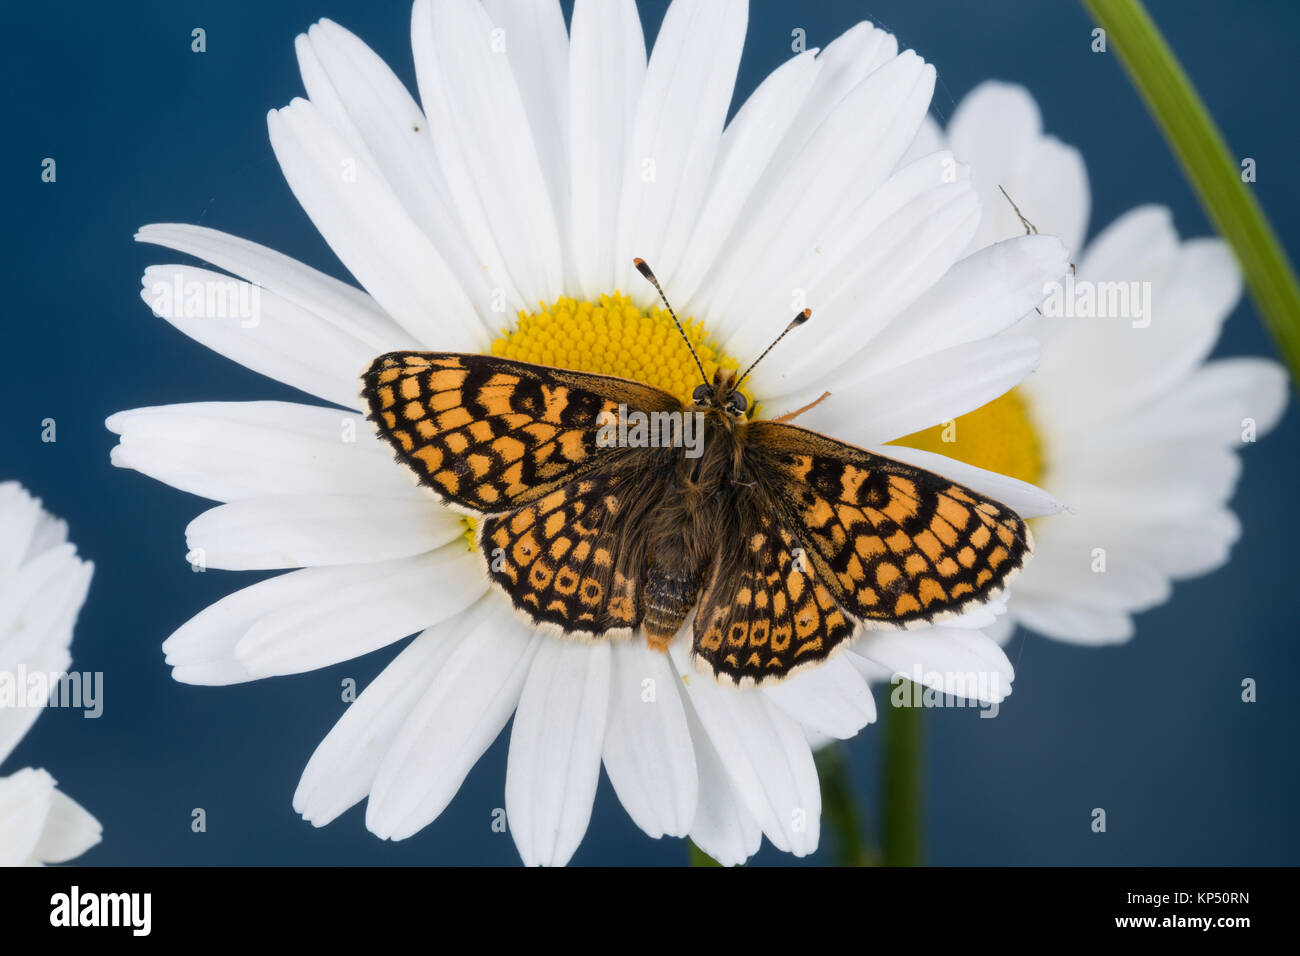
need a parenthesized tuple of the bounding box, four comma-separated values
(735, 309, 811, 389)
(634, 258, 709, 386)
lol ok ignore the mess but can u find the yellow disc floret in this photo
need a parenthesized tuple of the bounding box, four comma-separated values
(490, 293, 753, 410)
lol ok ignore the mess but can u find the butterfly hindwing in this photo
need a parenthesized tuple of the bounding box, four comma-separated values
(478, 468, 657, 637)
(743, 420, 1032, 629)
(691, 509, 856, 685)
(360, 352, 682, 514)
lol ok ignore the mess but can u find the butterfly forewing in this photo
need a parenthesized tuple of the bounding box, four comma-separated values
(743, 420, 1032, 630)
(360, 352, 681, 513)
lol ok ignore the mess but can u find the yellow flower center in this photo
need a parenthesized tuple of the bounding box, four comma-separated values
(490, 293, 752, 407)
(890, 388, 1044, 487)
(461, 293, 752, 549)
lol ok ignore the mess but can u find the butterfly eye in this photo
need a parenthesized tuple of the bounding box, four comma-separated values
(692, 384, 712, 405)
(727, 392, 748, 414)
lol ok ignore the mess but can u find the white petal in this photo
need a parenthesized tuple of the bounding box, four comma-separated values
(802, 726, 837, 751)
(482, 0, 571, 267)
(1035, 236, 1241, 434)
(946, 80, 1091, 256)
(735, 154, 982, 397)
(671, 49, 822, 305)
(984, 612, 1016, 647)
(853, 626, 1013, 704)
(696, 49, 934, 340)
(745, 21, 899, 210)
(135, 224, 412, 354)
(947, 81, 1043, 211)
(0, 545, 91, 764)
(505, 638, 611, 866)
(365, 601, 539, 839)
(232, 546, 484, 677)
(567, 0, 645, 297)
(1010, 594, 1134, 645)
(602, 640, 698, 839)
(861, 235, 1069, 374)
(31, 789, 102, 864)
(186, 494, 462, 570)
(1059, 358, 1287, 454)
(1049, 446, 1242, 523)
(0, 482, 51, 576)
(294, 21, 499, 318)
(693, 20, 899, 319)
(669, 642, 819, 855)
(613, 0, 747, 294)
(411, 0, 563, 308)
(988, 134, 1089, 257)
(1076, 204, 1179, 283)
(296, 600, 487, 827)
(762, 654, 876, 739)
(163, 549, 486, 683)
(842, 651, 894, 684)
(139, 264, 376, 409)
(267, 97, 485, 350)
(762, 183, 980, 396)
(898, 113, 944, 167)
(1127, 509, 1242, 580)
(683, 699, 762, 866)
(107, 401, 423, 503)
(0, 768, 54, 866)
(1015, 526, 1172, 612)
(1162, 358, 1288, 441)
(770, 336, 1039, 446)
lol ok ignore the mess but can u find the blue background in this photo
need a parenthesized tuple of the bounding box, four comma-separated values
(2, 0, 1296, 866)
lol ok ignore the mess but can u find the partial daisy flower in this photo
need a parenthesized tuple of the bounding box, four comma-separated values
(893, 81, 1288, 644)
(110, 1, 1066, 865)
(0, 482, 99, 866)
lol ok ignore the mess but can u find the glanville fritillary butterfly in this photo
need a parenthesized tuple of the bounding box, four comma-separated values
(361, 260, 1032, 686)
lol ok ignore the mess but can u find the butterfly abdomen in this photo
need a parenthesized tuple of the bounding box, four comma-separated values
(642, 560, 702, 651)
(639, 423, 737, 651)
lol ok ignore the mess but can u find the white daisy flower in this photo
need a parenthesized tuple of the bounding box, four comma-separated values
(0, 482, 99, 866)
(109, 1, 1067, 865)
(892, 81, 1289, 644)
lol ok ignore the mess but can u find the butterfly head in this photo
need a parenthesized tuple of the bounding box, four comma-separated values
(691, 368, 748, 421)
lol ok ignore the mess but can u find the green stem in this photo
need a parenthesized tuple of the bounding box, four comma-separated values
(1082, 0, 1300, 382)
(815, 744, 878, 866)
(881, 682, 923, 866)
(688, 839, 721, 867)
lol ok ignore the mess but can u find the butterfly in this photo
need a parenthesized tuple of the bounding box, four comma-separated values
(360, 259, 1032, 686)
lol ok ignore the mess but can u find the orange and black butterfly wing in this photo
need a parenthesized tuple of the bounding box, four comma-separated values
(691, 505, 856, 686)
(742, 420, 1032, 629)
(360, 352, 682, 514)
(361, 351, 683, 638)
(477, 465, 674, 637)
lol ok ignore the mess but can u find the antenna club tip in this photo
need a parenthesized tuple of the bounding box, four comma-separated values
(633, 258, 653, 279)
(800, 308, 812, 320)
